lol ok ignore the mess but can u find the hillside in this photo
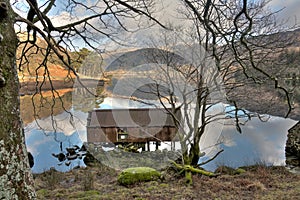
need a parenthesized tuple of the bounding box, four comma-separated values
(17, 30, 300, 120)
(226, 29, 300, 120)
(17, 33, 80, 82)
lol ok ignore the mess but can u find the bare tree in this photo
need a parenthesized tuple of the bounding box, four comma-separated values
(105, 0, 297, 184)
(182, 0, 297, 117)
(1, 0, 163, 198)
(0, 0, 296, 197)
(174, 0, 297, 183)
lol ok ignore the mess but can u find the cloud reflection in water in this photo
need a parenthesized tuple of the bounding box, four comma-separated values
(25, 97, 297, 173)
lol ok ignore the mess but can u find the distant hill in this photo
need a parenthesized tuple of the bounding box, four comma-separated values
(105, 48, 187, 71)
(233, 28, 300, 120)
(17, 33, 78, 82)
(276, 28, 300, 47)
(103, 29, 300, 120)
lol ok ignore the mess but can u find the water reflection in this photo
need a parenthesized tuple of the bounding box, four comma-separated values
(23, 92, 297, 173)
(22, 90, 88, 173)
(93, 97, 298, 171)
(200, 116, 297, 171)
(25, 128, 85, 173)
(20, 89, 73, 125)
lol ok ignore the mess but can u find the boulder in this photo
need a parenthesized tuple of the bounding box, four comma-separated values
(117, 167, 161, 185)
(83, 151, 98, 166)
(286, 121, 300, 166)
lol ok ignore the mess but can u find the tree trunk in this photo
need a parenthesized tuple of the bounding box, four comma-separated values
(0, 1, 36, 199)
(190, 143, 200, 166)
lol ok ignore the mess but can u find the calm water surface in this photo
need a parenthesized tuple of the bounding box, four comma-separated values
(23, 92, 297, 173)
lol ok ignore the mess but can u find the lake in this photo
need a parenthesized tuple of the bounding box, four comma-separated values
(22, 90, 297, 173)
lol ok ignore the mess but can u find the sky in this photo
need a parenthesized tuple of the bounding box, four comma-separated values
(267, 0, 300, 26)
(268, 0, 300, 19)
(10, 0, 300, 52)
(11, 0, 300, 27)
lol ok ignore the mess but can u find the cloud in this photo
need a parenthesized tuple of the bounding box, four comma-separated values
(268, 0, 300, 26)
(50, 11, 78, 27)
(25, 110, 87, 137)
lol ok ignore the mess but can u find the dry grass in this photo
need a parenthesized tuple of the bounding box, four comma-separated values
(34, 164, 300, 200)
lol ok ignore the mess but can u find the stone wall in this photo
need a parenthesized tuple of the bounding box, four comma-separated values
(286, 121, 300, 166)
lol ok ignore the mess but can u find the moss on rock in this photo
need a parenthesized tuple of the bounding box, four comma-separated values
(235, 168, 246, 175)
(117, 167, 161, 185)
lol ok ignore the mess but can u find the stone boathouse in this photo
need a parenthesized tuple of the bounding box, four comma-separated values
(86, 108, 181, 150)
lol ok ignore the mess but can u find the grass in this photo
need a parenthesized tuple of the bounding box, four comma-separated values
(34, 163, 300, 200)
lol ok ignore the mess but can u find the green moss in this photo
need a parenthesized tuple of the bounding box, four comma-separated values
(117, 167, 161, 185)
(147, 185, 157, 191)
(235, 168, 246, 175)
(36, 189, 49, 198)
(159, 183, 169, 188)
(215, 166, 246, 175)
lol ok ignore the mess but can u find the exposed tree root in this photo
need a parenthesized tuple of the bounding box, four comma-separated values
(171, 161, 219, 184)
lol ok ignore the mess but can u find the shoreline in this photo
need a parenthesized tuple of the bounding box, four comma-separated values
(19, 78, 104, 96)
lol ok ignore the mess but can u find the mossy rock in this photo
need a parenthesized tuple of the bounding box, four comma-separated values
(117, 167, 161, 185)
(234, 168, 246, 175)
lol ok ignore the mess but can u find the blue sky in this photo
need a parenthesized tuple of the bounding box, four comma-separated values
(268, 0, 300, 25)
(12, 0, 299, 25)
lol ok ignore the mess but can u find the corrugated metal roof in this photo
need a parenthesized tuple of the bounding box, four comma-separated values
(87, 108, 181, 127)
